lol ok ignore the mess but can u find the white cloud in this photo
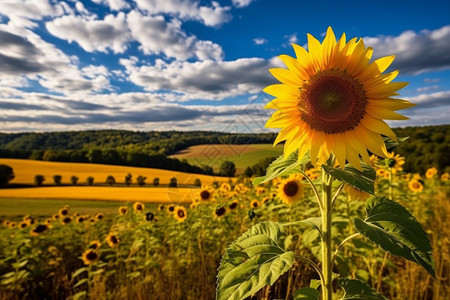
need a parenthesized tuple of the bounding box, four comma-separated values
(424, 78, 440, 83)
(92, 0, 130, 11)
(46, 13, 131, 54)
(405, 90, 450, 109)
(127, 10, 223, 61)
(364, 25, 450, 74)
(416, 85, 440, 93)
(253, 38, 268, 45)
(120, 56, 280, 100)
(232, 0, 256, 8)
(134, 0, 231, 27)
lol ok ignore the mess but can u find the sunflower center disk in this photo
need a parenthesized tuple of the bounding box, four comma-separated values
(300, 70, 367, 133)
(283, 181, 299, 197)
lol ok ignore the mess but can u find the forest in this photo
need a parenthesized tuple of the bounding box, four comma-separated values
(0, 125, 448, 175)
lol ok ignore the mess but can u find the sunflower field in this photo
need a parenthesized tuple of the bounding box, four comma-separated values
(0, 154, 448, 300)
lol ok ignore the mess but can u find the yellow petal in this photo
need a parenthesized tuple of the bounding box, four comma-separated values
(360, 114, 397, 141)
(263, 84, 300, 98)
(367, 98, 416, 111)
(269, 68, 302, 87)
(278, 54, 309, 80)
(366, 107, 409, 120)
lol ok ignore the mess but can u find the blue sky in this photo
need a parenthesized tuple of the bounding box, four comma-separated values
(0, 0, 449, 133)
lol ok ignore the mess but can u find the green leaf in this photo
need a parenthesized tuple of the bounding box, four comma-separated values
(73, 278, 88, 288)
(293, 287, 320, 299)
(253, 150, 309, 186)
(383, 136, 409, 150)
(354, 197, 435, 277)
(309, 279, 321, 289)
(322, 163, 375, 195)
(73, 291, 87, 300)
(338, 278, 387, 299)
(284, 217, 323, 239)
(216, 222, 295, 300)
(72, 267, 87, 279)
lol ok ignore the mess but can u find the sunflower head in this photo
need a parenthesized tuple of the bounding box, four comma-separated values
(250, 200, 260, 209)
(425, 167, 438, 179)
(408, 180, 424, 193)
(76, 216, 86, 224)
(88, 240, 102, 250)
(441, 173, 449, 181)
(277, 175, 304, 205)
(174, 206, 187, 222)
(158, 204, 164, 212)
(2, 220, 10, 227)
(344, 185, 370, 202)
(265, 27, 413, 170)
(146, 212, 155, 222)
(61, 216, 72, 225)
(214, 206, 227, 219)
(228, 200, 239, 211)
(133, 202, 145, 213)
(385, 152, 405, 174)
(106, 233, 120, 248)
(58, 208, 69, 216)
(8, 221, 17, 229)
(220, 183, 232, 192)
(118, 206, 128, 215)
(198, 186, 214, 201)
(81, 249, 99, 265)
(95, 213, 104, 220)
(30, 224, 49, 236)
(19, 221, 28, 229)
(167, 204, 176, 214)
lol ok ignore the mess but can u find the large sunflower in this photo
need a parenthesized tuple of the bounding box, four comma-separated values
(264, 27, 414, 169)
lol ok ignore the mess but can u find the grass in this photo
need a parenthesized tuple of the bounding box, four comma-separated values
(0, 198, 123, 218)
(170, 143, 283, 173)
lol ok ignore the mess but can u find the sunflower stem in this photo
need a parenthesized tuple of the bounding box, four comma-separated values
(298, 169, 323, 212)
(321, 165, 333, 300)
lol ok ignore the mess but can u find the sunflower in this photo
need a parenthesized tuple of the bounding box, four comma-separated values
(264, 27, 413, 170)
(48, 246, 59, 256)
(19, 221, 29, 229)
(88, 240, 102, 250)
(441, 173, 449, 181)
(198, 186, 214, 201)
(95, 213, 104, 220)
(385, 152, 405, 174)
(118, 206, 128, 215)
(255, 186, 266, 196)
(425, 167, 438, 179)
(174, 206, 188, 222)
(81, 249, 99, 265)
(106, 233, 120, 248)
(229, 200, 239, 211)
(61, 216, 72, 225)
(261, 196, 271, 205)
(8, 221, 17, 229)
(369, 155, 379, 167)
(158, 204, 165, 212)
(2, 220, 10, 227)
(408, 180, 423, 193)
(277, 175, 304, 205)
(344, 185, 370, 201)
(76, 216, 86, 224)
(305, 168, 321, 180)
(220, 183, 232, 193)
(250, 200, 260, 208)
(167, 204, 176, 214)
(145, 212, 155, 222)
(30, 224, 49, 236)
(52, 213, 60, 220)
(213, 206, 227, 219)
(376, 169, 389, 179)
(58, 207, 69, 216)
(234, 183, 248, 194)
(133, 202, 145, 213)
(44, 218, 52, 225)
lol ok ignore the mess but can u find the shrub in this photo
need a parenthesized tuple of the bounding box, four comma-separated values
(169, 177, 177, 187)
(34, 175, 45, 186)
(106, 175, 116, 186)
(53, 175, 62, 185)
(153, 177, 159, 187)
(137, 175, 147, 187)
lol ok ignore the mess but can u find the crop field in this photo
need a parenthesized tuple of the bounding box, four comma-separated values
(0, 158, 219, 186)
(0, 154, 449, 300)
(170, 143, 283, 173)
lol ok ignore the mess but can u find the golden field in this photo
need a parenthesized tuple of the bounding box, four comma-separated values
(0, 159, 225, 202)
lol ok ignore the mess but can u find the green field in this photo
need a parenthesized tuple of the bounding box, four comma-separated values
(0, 198, 126, 219)
(171, 143, 283, 173)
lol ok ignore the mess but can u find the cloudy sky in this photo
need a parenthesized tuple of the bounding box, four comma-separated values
(0, 0, 449, 133)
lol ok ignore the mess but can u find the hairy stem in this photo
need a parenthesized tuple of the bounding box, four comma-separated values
(321, 167, 333, 300)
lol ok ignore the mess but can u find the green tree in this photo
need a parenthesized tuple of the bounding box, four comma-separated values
(193, 178, 201, 187)
(219, 161, 236, 177)
(106, 175, 116, 186)
(243, 166, 253, 177)
(34, 174, 45, 186)
(137, 175, 147, 186)
(169, 177, 177, 187)
(153, 177, 159, 187)
(86, 176, 94, 186)
(0, 164, 14, 186)
(70, 175, 79, 185)
(53, 175, 62, 186)
(125, 173, 132, 186)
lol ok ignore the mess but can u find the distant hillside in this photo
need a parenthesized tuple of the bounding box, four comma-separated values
(0, 125, 448, 174)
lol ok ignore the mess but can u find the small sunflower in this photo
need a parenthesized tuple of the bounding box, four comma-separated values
(145, 212, 155, 222)
(385, 152, 405, 174)
(198, 186, 214, 201)
(255, 186, 266, 196)
(81, 249, 99, 265)
(228, 200, 239, 211)
(261, 196, 271, 205)
(30, 224, 49, 236)
(213, 206, 227, 219)
(52, 213, 60, 220)
(61, 216, 72, 225)
(167, 204, 176, 214)
(305, 168, 321, 180)
(408, 180, 423, 193)
(277, 175, 304, 205)
(441, 173, 449, 181)
(234, 183, 248, 194)
(174, 206, 187, 222)
(95, 213, 104, 220)
(133, 202, 145, 213)
(8, 221, 17, 229)
(58, 207, 69, 216)
(369, 155, 379, 167)
(118, 206, 128, 215)
(19, 221, 28, 229)
(425, 167, 438, 179)
(158, 204, 165, 212)
(2, 220, 10, 227)
(250, 200, 260, 208)
(48, 246, 59, 256)
(220, 183, 232, 192)
(264, 27, 413, 170)
(344, 185, 370, 201)
(106, 233, 120, 248)
(76, 216, 86, 224)
(44, 218, 52, 225)
(88, 240, 102, 250)
(376, 169, 388, 179)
